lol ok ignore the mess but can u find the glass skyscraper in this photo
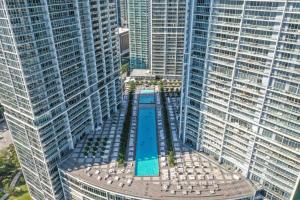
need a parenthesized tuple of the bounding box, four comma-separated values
(128, 0, 186, 78)
(0, 0, 121, 199)
(128, 0, 150, 69)
(151, 0, 186, 79)
(180, 0, 300, 199)
(120, 0, 128, 27)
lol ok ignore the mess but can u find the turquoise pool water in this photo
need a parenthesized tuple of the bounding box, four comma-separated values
(139, 95, 155, 104)
(135, 107, 159, 176)
(140, 89, 154, 94)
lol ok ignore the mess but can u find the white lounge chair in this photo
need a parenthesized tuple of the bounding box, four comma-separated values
(127, 178, 133, 186)
(104, 174, 109, 180)
(162, 184, 168, 191)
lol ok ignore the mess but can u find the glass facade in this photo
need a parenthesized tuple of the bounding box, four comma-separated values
(151, 0, 186, 79)
(0, 0, 121, 200)
(128, 0, 185, 78)
(59, 171, 255, 200)
(120, 0, 128, 27)
(60, 172, 146, 200)
(181, 0, 300, 200)
(128, 0, 150, 69)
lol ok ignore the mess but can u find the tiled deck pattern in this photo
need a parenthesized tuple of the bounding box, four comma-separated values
(60, 87, 256, 200)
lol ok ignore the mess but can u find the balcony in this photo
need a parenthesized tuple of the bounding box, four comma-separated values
(202, 128, 223, 144)
(242, 32, 278, 41)
(245, 6, 284, 12)
(211, 12, 242, 19)
(225, 131, 251, 146)
(224, 138, 249, 154)
(244, 15, 282, 22)
(213, 4, 244, 10)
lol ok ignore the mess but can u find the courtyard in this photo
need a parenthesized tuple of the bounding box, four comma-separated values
(60, 83, 256, 200)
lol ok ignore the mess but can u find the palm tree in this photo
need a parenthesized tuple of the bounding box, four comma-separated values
(121, 63, 129, 75)
(0, 104, 4, 119)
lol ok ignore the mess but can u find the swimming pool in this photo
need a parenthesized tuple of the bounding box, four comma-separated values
(140, 89, 154, 94)
(139, 95, 155, 104)
(135, 107, 159, 176)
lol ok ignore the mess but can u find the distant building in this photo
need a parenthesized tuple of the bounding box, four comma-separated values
(128, 0, 185, 79)
(128, 0, 150, 69)
(118, 28, 129, 64)
(130, 69, 155, 80)
(151, 0, 186, 79)
(117, 0, 128, 28)
(120, 0, 128, 27)
(116, 0, 121, 27)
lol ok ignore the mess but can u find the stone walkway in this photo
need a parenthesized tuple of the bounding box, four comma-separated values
(156, 86, 167, 159)
(168, 95, 180, 127)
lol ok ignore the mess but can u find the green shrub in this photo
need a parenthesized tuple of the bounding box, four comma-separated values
(168, 151, 175, 167)
(118, 82, 135, 165)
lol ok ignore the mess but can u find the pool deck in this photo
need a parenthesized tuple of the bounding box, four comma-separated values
(60, 86, 257, 200)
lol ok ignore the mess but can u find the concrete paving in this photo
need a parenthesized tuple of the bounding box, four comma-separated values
(0, 121, 12, 151)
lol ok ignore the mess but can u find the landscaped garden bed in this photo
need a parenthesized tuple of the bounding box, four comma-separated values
(83, 136, 108, 158)
(0, 145, 30, 200)
(118, 82, 136, 165)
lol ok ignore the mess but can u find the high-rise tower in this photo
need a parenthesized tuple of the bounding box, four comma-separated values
(151, 0, 186, 79)
(128, 0, 186, 78)
(0, 0, 121, 199)
(181, 0, 300, 199)
(120, 0, 128, 27)
(128, 0, 150, 69)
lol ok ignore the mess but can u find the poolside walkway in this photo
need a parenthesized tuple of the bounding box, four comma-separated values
(126, 92, 138, 162)
(155, 86, 167, 158)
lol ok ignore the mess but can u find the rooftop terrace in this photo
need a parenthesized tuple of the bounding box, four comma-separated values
(60, 86, 256, 200)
